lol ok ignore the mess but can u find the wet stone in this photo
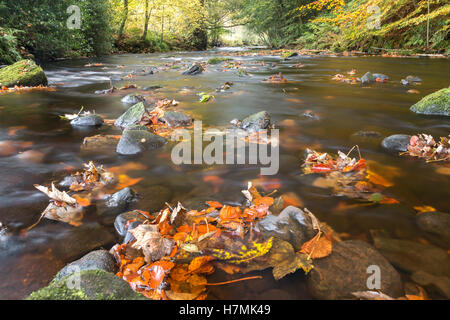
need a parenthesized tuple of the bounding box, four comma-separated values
(121, 94, 146, 106)
(182, 63, 203, 75)
(240, 111, 271, 133)
(115, 102, 147, 129)
(381, 134, 411, 152)
(114, 210, 149, 237)
(116, 129, 167, 156)
(256, 206, 315, 251)
(416, 211, 450, 247)
(161, 111, 193, 127)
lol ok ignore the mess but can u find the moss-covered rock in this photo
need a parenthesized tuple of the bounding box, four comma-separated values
(410, 87, 450, 116)
(27, 270, 147, 300)
(0, 59, 48, 87)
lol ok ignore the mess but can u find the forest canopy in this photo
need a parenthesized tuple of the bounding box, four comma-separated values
(0, 0, 448, 64)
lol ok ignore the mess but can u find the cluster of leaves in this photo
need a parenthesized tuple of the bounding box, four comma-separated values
(303, 147, 399, 204)
(0, 85, 56, 95)
(263, 72, 288, 84)
(111, 183, 335, 300)
(31, 162, 141, 229)
(401, 134, 450, 163)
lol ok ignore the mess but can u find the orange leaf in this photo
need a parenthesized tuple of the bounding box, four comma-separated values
(254, 197, 274, 207)
(205, 201, 223, 209)
(188, 256, 215, 274)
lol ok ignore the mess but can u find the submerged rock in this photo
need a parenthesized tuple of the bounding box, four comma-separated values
(182, 63, 204, 75)
(142, 85, 162, 91)
(81, 135, 120, 153)
(28, 270, 147, 300)
(116, 129, 167, 156)
(353, 131, 382, 138)
(0, 59, 48, 87)
(70, 115, 104, 127)
(411, 270, 450, 299)
(54, 250, 117, 281)
(410, 87, 450, 116)
(239, 111, 271, 133)
(381, 134, 411, 152)
(256, 206, 315, 251)
(372, 236, 450, 277)
(307, 240, 403, 300)
(131, 185, 173, 213)
(121, 93, 146, 106)
(114, 102, 147, 129)
(50, 223, 115, 262)
(416, 211, 450, 248)
(361, 72, 375, 84)
(161, 111, 193, 127)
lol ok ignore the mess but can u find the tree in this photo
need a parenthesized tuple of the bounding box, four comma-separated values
(118, 0, 129, 41)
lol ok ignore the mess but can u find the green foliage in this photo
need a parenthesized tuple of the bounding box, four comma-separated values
(0, 28, 22, 65)
(0, 0, 113, 61)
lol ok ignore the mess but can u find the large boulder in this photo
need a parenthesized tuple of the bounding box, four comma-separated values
(54, 250, 117, 281)
(256, 206, 315, 251)
(27, 270, 147, 300)
(307, 240, 403, 300)
(115, 102, 147, 129)
(0, 59, 48, 87)
(381, 134, 411, 152)
(240, 111, 271, 133)
(372, 236, 450, 277)
(116, 129, 167, 156)
(410, 87, 450, 116)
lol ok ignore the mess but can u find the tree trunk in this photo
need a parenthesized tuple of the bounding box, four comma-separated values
(142, 0, 152, 40)
(118, 0, 129, 41)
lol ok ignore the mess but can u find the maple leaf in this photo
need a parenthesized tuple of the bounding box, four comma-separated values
(130, 224, 175, 263)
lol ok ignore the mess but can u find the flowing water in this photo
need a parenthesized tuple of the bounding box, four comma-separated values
(0, 48, 449, 299)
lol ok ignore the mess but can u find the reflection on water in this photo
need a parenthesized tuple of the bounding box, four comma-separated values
(0, 50, 449, 299)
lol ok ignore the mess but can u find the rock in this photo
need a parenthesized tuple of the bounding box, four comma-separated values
(353, 131, 382, 138)
(256, 206, 316, 251)
(27, 269, 147, 300)
(54, 250, 117, 281)
(121, 94, 146, 106)
(81, 135, 120, 152)
(410, 87, 450, 116)
(161, 111, 193, 127)
(70, 115, 104, 127)
(114, 102, 147, 129)
(0, 59, 48, 87)
(416, 211, 450, 247)
(307, 240, 403, 300)
(207, 57, 231, 65)
(97, 187, 138, 225)
(372, 73, 390, 82)
(116, 129, 167, 156)
(114, 210, 149, 237)
(50, 223, 115, 262)
(286, 52, 299, 59)
(361, 72, 375, 84)
(106, 187, 137, 208)
(240, 111, 271, 133)
(303, 111, 319, 120)
(142, 85, 162, 91)
(131, 185, 173, 213)
(372, 236, 450, 277)
(401, 75, 422, 86)
(381, 134, 411, 152)
(411, 270, 450, 299)
(182, 63, 204, 75)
